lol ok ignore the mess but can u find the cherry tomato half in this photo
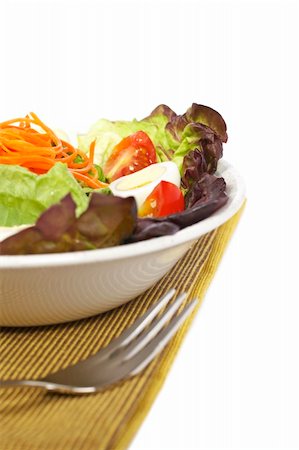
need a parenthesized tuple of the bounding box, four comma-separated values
(103, 131, 157, 182)
(139, 180, 185, 218)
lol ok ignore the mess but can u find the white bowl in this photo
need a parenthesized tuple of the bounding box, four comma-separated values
(0, 160, 245, 327)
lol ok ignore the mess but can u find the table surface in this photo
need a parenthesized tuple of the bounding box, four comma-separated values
(1, 1, 298, 449)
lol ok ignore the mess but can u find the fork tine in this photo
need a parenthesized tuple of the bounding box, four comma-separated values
(119, 292, 187, 361)
(91, 288, 177, 360)
(77, 298, 197, 392)
(124, 298, 197, 376)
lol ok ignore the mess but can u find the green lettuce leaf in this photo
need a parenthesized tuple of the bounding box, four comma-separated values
(0, 163, 88, 226)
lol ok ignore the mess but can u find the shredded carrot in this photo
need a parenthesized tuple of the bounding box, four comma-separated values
(0, 113, 108, 189)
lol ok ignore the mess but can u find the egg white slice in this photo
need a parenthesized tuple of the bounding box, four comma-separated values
(109, 161, 181, 209)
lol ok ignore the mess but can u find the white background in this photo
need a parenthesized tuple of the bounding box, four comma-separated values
(1, 0, 299, 449)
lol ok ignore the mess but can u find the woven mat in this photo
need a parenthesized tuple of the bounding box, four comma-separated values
(0, 203, 245, 450)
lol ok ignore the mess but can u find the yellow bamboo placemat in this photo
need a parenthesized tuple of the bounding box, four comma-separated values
(0, 203, 245, 450)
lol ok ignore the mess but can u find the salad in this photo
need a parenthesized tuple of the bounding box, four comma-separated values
(0, 104, 228, 255)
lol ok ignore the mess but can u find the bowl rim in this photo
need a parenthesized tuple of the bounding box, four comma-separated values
(0, 160, 245, 269)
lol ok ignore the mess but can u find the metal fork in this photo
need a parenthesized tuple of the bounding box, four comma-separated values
(0, 289, 197, 395)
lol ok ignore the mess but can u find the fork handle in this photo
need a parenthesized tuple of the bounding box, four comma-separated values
(0, 379, 95, 394)
(0, 379, 48, 390)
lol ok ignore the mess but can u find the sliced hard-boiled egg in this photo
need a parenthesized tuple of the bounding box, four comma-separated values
(109, 161, 181, 209)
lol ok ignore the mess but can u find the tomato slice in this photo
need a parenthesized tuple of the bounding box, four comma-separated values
(103, 131, 157, 182)
(139, 181, 185, 218)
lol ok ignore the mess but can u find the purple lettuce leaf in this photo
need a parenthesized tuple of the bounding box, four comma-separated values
(185, 103, 228, 142)
(142, 103, 227, 173)
(181, 148, 208, 189)
(76, 194, 137, 248)
(128, 220, 180, 243)
(36, 193, 77, 240)
(0, 194, 137, 255)
(166, 104, 227, 173)
(184, 173, 227, 209)
(144, 104, 177, 123)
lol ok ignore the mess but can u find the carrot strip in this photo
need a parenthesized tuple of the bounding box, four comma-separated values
(69, 171, 108, 189)
(89, 140, 96, 163)
(0, 139, 57, 157)
(0, 113, 109, 189)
